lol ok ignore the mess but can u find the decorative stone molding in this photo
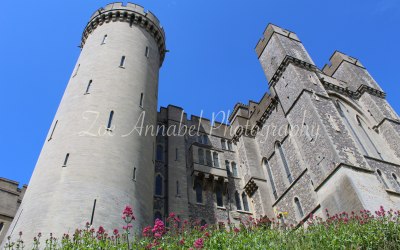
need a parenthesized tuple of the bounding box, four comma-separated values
(80, 3, 167, 67)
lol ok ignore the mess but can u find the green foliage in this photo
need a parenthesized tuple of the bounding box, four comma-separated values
(4, 207, 400, 249)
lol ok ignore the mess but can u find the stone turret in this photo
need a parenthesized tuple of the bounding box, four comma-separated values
(2, 2, 166, 247)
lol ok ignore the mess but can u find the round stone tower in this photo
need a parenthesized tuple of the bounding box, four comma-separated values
(3, 2, 166, 245)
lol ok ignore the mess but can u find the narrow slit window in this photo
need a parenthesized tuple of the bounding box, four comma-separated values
(101, 34, 108, 44)
(264, 159, 278, 199)
(377, 169, 389, 189)
(294, 197, 304, 218)
(276, 142, 293, 183)
(221, 139, 226, 150)
(242, 192, 250, 212)
(206, 150, 212, 167)
(140, 93, 144, 107)
(195, 180, 203, 204)
(48, 120, 58, 141)
(228, 141, 233, 151)
(392, 173, 400, 189)
(85, 80, 92, 94)
(225, 161, 231, 176)
(216, 185, 223, 207)
(133, 167, 137, 181)
(235, 191, 242, 210)
(176, 181, 179, 195)
(0, 222, 4, 232)
(120, 56, 126, 68)
(145, 46, 150, 58)
(175, 148, 178, 161)
(107, 111, 114, 130)
(62, 153, 70, 167)
(73, 64, 80, 77)
(155, 175, 163, 196)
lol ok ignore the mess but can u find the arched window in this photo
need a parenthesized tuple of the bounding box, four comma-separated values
(216, 185, 223, 207)
(225, 161, 231, 176)
(392, 173, 400, 189)
(336, 100, 368, 155)
(377, 169, 389, 189)
(154, 211, 162, 222)
(206, 150, 212, 167)
(155, 175, 163, 196)
(276, 142, 293, 183)
(231, 162, 238, 177)
(85, 80, 92, 94)
(235, 191, 242, 210)
(264, 159, 277, 199)
(195, 180, 203, 204)
(198, 148, 204, 165)
(294, 197, 304, 218)
(356, 116, 383, 160)
(156, 145, 163, 161)
(221, 139, 226, 150)
(213, 152, 220, 168)
(107, 110, 114, 130)
(242, 192, 249, 212)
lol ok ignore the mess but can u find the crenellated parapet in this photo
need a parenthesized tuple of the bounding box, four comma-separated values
(81, 2, 167, 66)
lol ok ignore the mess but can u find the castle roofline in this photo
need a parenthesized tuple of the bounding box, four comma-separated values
(322, 50, 365, 77)
(81, 2, 167, 67)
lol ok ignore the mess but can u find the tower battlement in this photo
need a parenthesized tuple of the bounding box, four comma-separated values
(322, 51, 365, 76)
(81, 2, 166, 66)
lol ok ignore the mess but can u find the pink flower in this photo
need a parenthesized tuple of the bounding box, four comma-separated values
(193, 238, 204, 249)
(113, 229, 119, 235)
(122, 205, 136, 222)
(154, 232, 162, 239)
(97, 226, 105, 235)
(204, 232, 211, 237)
(142, 226, 152, 237)
(179, 238, 185, 245)
(152, 219, 166, 237)
(234, 227, 240, 233)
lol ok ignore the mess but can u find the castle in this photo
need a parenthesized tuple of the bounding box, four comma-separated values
(2, 2, 400, 247)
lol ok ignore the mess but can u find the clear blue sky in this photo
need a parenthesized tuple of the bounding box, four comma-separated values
(0, 0, 399, 186)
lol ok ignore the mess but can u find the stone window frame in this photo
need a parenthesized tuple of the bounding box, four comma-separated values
(392, 173, 400, 190)
(275, 141, 293, 184)
(294, 197, 304, 219)
(221, 139, 227, 150)
(376, 169, 389, 189)
(242, 192, 250, 212)
(194, 179, 204, 204)
(263, 158, 278, 200)
(213, 152, 220, 168)
(231, 162, 238, 177)
(234, 191, 242, 211)
(215, 183, 224, 208)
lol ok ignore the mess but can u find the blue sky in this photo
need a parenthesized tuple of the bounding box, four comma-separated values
(0, 0, 399, 186)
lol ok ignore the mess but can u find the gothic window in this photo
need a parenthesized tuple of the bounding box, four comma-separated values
(231, 162, 238, 177)
(213, 152, 219, 168)
(140, 93, 144, 107)
(101, 34, 108, 44)
(242, 192, 250, 212)
(392, 173, 400, 189)
(221, 139, 226, 150)
(227, 141, 233, 151)
(198, 148, 204, 165)
(48, 120, 58, 141)
(120, 56, 126, 68)
(154, 211, 162, 222)
(336, 100, 368, 155)
(195, 180, 203, 204)
(276, 142, 293, 183)
(206, 150, 212, 167)
(377, 169, 389, 189)
(294, 197, 304, 218)
(235, 191, 242, 210)
(216, 185, 223, 207)
(155, 175, 163, 196)
(107, 111, 114, 130)
(356, 116, 383, 160)
(264, 159, 278, 200)
(156, 145, 163, 161)
(225, 161, 231, 176)
(145, 46, 150, 58)
(62, 153, 70, 167)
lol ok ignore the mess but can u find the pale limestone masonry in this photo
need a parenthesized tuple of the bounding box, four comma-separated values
(2, 2, 400, 248)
